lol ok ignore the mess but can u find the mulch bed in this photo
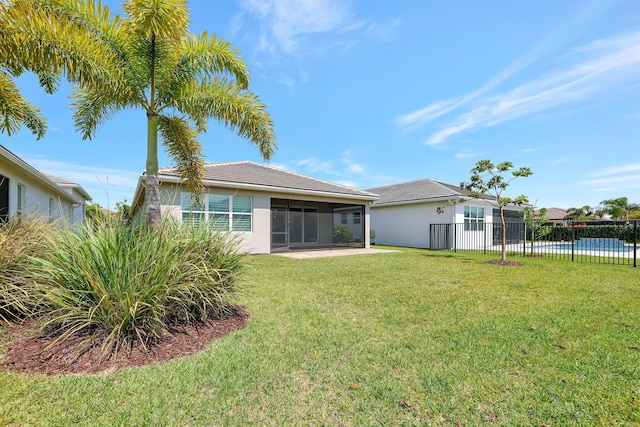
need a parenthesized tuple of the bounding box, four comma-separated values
(0, 306, 249, 376)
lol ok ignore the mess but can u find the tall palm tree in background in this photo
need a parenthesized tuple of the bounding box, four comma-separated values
(600, 197, 630, 221)
(0, 0, 276, 226)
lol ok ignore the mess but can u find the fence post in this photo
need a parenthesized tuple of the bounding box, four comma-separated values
(523, 222, 527, 258)
(634, 220, 637, 268)
(454, 223, 457, 253)
(571, 222, 575, 262)
(483, 223, 487, 255)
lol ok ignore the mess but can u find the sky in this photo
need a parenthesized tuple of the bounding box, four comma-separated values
(4, 0, 640, 211)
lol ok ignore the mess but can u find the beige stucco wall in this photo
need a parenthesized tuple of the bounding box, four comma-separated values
(158, 183, 372, 254)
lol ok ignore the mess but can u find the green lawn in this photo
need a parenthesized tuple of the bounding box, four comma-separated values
(1, 248, 639, 426)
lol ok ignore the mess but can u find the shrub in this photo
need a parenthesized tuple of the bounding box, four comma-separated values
(0, 217, 53, 322)
(333, 224, 354, 243)
(27, 219, 247, 356)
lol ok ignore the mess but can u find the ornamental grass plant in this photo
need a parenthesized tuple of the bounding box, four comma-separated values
(26, 219, 247, 356)
(0, 217, 53, 322)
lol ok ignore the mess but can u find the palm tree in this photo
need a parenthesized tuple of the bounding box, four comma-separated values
(1, 0, 276, 226)
(600, 197, 630, 221)
(566, 205, 594, 221)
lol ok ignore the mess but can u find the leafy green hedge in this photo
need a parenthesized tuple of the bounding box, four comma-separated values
(530, 223, 637, 243)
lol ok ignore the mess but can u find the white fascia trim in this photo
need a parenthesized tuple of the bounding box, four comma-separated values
(372, 196, 471, 208)
(0, 146, 83, 205)
(156, 175, 379, 202)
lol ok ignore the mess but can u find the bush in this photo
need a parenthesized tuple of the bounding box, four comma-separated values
(27, 219, 247, 356)
(0, 217, 53, 322)
(333, 224, 354, 244)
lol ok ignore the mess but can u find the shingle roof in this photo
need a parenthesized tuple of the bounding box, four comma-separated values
(157, 161, 378, 199)
(365, 178, 466, 206)
(0, 145, 90, 203)
(544, 207, 569, 220)
(42, 173, 78, 186)
(42, 173, 92, 201)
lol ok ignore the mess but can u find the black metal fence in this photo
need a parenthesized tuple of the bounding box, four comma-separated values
(429, 220, 638, 267)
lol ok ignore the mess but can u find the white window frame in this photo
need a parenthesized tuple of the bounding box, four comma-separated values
(49, 197, 54, 222)
(17, 183, 25, 216)
(340, 212, 348, 225)
(464, 206, 485, 231)
(353, 211, 361, 224)
(181, 192, 252, 232)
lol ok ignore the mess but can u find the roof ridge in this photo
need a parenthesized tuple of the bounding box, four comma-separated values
(159, 161, 378, 197)
(159, 160, 251, 173)
(42, 172, 79, 186)
(366, 177, 439, 191)
(249, 162, 379, 197)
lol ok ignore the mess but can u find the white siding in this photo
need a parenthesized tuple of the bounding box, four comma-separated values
(0, 164, 82, 225)
(370, 202, 443, 248)
(371, 199, 506, 249)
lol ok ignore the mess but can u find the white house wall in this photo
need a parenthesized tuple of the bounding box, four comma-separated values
(370, 202, 444, 248)
(159, 183, 372, 254)
(371, 199, 514, 249)
(0, 164, 81, 225)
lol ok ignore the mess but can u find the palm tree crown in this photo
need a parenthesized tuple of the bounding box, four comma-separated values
(1, 0, 276, 225)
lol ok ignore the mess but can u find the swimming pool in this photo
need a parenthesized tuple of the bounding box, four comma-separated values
(541, 238, 636, 253)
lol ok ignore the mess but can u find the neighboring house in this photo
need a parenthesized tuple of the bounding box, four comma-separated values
(131, 161, 379, 254)
(543, 207, 569, 225)
(365, 178, 524, 250)
(0, 145, 91, 225)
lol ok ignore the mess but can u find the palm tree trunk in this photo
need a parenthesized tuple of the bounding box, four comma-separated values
(144, 112, 161, 228)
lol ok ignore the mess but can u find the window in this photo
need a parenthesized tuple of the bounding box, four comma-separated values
(17, 184, 25, 216)
(181, 192, 206, 226)
(464, 206, 484, 231)
(49, 197, 54, 222)
(181, 192, 252, 232)
(341, 212, 348, 224)
(353, 212, 361, 224)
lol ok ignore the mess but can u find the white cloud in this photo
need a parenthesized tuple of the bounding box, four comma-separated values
(591, 162, 640, 177)
(454, 152, 478, 159)
(398, 30, 640, 147)
(24, 157, 140, 208)
(239, 0, 363, 54)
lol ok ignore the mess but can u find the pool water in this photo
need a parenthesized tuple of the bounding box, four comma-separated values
(546, 238, 635, 253)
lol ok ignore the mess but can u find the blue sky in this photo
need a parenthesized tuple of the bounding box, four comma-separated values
(4, 0, 640, 210)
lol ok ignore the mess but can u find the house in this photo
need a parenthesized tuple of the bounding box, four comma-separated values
(0, 145, 92, 225)
(130, 161, 379, 254)
(543, 207, 569, 225)
(365, 178, 524, 250)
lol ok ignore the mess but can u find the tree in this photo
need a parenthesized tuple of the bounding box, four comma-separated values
(461, 160, 533, 262)
(1, 0, 276, 227)
(600, 197, 630, 221)
(565, 205, 595, 220)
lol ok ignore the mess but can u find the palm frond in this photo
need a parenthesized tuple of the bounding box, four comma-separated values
(173, 78, 276, 161)
(71, 86, 136, 140)
(181, 32, 251, 87)
(158, 115, 205, 196)
(0, 0, 128, 94)
(123, 0, 189, 41)
(0, 72, 47, 139)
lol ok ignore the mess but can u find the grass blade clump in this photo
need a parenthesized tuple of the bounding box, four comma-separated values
(0, 217, 53, 322)
(28, 219, 247, 356)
